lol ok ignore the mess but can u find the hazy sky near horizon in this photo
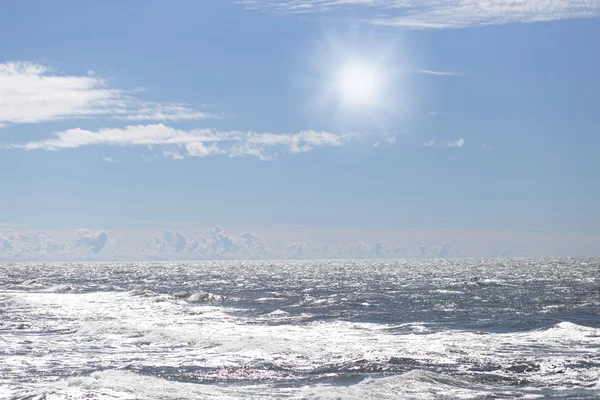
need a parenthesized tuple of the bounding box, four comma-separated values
(1, 0, 599, 259)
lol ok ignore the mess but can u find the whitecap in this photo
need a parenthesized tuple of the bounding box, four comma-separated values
(173, 291, 226, 303)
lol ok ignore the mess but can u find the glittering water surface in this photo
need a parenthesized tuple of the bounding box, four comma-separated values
(1, 258, 599, 399)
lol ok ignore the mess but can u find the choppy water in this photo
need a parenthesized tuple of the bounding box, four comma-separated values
(1, 258, 599, 399)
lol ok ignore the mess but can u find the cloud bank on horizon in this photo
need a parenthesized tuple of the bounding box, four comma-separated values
(236, 0, 600, 29)
(0, 226, 470, 261)
(0, 228, 114, 260)
(3, 225, 598, 261)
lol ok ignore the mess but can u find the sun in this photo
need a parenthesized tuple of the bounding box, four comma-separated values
(300, 29, 411, 128)
(334, 59, 385, 109)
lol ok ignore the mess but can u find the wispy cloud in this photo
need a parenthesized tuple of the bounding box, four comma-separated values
(103, 156, 115, 163)
(0, 62, 216, 127)
(420, 69, 460, 76)
(422, 140, 435, 147)
(112, 104, 217, 122)
(238, 0, 600, 29)
(447, 138, 465, 147)
(163, 150, 185, 160)
(10, 124, 355, 161)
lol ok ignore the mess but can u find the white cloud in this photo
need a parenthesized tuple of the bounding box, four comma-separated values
(284, 239, 331, 258)
(103, 156, 115, 163)
(417, 241, 427, 255)
(431, 241, 451, 258)
(447, 138, 465, 147)
(346, 241, 404, 258)
(141, 226, 270, 260)
(0, 228, 113, 260)
(422, 140, 435, 147)
(150, 230, 189, 253)
(0, 230, 62, 257)
(142, 230, 412, 260)
(420, 69, 460, 76)
(72, 229, 109, 254)
(238, 0, 600, 29)
(11, 124, 354, 160)
(283, 239, 404, 259)
(0, 62, 215, 126)
(413, 240, 456, 257)
(163, 150, 185, 160)
(495, 247, 511, 257)
(112, 104, 217, 122)
(3, 226, 597, 259)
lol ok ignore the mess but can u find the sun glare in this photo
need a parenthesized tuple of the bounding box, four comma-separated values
(301, 29, 411, 129)
(335, 61, 383, 108)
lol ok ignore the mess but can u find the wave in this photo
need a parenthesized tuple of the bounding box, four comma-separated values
(467, 277, 518, 287)
(302, 370, 491, 399)
(1, 369, 512, 400)
(6, 369, 249, 400)
(289, 294, 375, 309)
(45, 284, 77, 293)
(172, 291, 229, 303)
(128, 289, 160, 297)
(532, 321, 600, 341)
(432, 289, 464, 294)
(265, 309, 289, 317)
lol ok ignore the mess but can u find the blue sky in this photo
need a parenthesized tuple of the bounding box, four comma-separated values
(1, 0, 599, 259)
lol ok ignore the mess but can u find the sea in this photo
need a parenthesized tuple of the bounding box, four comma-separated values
(1, 258, 599, 399)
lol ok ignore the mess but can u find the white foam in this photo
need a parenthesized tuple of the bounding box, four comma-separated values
(173, 291, 230, 303)
(19, 369, 262, 400)
(266, 309, 289, 316)
(433, 289, 464, 294)
(302, 370, 491, 399)
(46, 284, 76, 293)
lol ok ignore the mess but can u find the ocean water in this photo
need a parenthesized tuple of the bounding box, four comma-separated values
(1, 258, 599, 399)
